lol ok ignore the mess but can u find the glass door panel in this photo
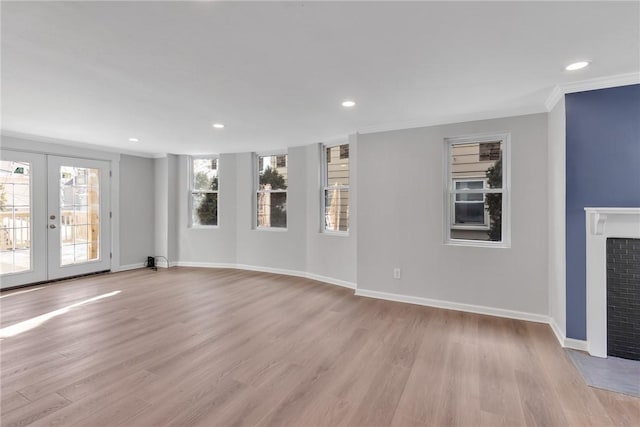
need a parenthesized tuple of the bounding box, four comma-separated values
(47, 156, 110, 280)
(59, 165, 101, 266)
(0, 151, 46, 289)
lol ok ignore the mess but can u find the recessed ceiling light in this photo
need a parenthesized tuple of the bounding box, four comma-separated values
(341, 100, 356, 108)
(565, 61, 590, 71)
(128, 137, 139, 142)
(213, 123, 225, 129)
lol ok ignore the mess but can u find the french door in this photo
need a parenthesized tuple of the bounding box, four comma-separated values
(0, 151, 111, 289)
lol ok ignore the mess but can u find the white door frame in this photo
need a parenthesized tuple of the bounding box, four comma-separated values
(47, 155, 111, 279)
(1, 135, 122, 275)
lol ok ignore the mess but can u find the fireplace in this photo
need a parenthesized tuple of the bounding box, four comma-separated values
(606, 238, 640, 360)
(585, 208, 640, 358)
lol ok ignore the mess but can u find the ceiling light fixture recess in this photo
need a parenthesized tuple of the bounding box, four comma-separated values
(565, 61, 590, 71)
(128, 137, 139, 142)
(341, 100, 356, 108)
(213, 123, 225, 129)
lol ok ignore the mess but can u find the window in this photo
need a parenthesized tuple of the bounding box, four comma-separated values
(453, 180, 488, 227)
(257, 154, 287, 228)
(444, 134, 509, 246)
(323, 143, 349, 232)
(190, 157, 218, 226)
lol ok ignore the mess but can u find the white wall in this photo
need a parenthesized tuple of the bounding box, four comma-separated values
(305, 136, 357, 284)
(547, 97, 566, 338)
(356, 113, 549, 316)
(119, 154, 155, 267)
(153, 154, 179, 266)
(176, 153, 237, 265)
(169, 143, 357, 286)
(153, 156, 168, 261)
(235, 148, 307, 271)
(167, 154, 179, 265)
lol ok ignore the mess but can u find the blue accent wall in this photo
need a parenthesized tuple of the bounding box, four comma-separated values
(566, 84, 640, 340)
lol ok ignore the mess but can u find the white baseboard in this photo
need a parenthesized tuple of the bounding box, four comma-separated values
(306, 272, 356, 290)
(564, 338, 589, 352)
(548, 317, 589, 352)
(172, 261, 357, 290)
(354, 288, 549, 324)
(235, 263, 308, 280)
(115, 263, 146, 272)
(549, 317, 565, 346)
(175, 261, 237, 269)
(130, 262, 585, 347)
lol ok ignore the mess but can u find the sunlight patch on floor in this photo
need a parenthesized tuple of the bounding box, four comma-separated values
(0, 290, 121, 338)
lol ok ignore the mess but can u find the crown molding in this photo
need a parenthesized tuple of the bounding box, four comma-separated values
(357, 105, 546, 136)
(0, 130, 162, 159)
(545, 72, 640, 112)
(544, 85, 565, 112)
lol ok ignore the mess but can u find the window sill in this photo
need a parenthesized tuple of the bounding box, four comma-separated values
(444, 239, 510, 249)
(451, 225, 490, 231)
(189, 225, 219, 230)
(254, 227, 288, 232)
(321, 230, 350, 237)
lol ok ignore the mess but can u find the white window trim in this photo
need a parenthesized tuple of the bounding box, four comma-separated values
(189, 155, 219, 228)
(443, 132, 511, 248)
(255, 151, 288, 231)
(321, 142, 350, 235)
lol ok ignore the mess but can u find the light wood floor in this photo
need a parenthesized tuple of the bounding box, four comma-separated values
(1, 268, 639, 427)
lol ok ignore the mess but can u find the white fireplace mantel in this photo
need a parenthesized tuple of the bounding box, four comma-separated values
(585, 207, 640, 358)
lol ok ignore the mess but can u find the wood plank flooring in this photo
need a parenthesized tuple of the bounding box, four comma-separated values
(1, 267, 639, 426)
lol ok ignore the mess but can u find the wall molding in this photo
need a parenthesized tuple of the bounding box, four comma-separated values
(564, 338, 589, 352)
(354, 288, 549, 323)
(1, 131, 156, 159)
(357, 105, 545, 136)
(549, 316, 589, 352)
(116, 263, 146, 272)
(545, 72, 640, 111)
(356, 288, 594, 351)
(173, 261, 357, 290)
(549, 317, 565, 347)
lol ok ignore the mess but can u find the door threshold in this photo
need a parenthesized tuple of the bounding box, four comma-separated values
(0, 270, 111, 293)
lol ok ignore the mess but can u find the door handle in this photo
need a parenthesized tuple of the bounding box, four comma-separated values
(49, 224, 57, 229)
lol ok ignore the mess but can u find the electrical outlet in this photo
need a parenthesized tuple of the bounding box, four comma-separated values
(393, 268, 401, 279)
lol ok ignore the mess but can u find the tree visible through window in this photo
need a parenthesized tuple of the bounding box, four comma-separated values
(191, 158, 218, 226)
(257, 154, 287, 228)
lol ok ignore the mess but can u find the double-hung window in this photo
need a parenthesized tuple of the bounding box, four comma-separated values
(444, 134, 510, 246)
(322, 143, 349, 233)
(256, 153, 287, 229)
(190, 157, 218, 226)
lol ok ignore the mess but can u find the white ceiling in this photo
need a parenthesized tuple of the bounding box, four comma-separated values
(2, 1, 638, 156)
